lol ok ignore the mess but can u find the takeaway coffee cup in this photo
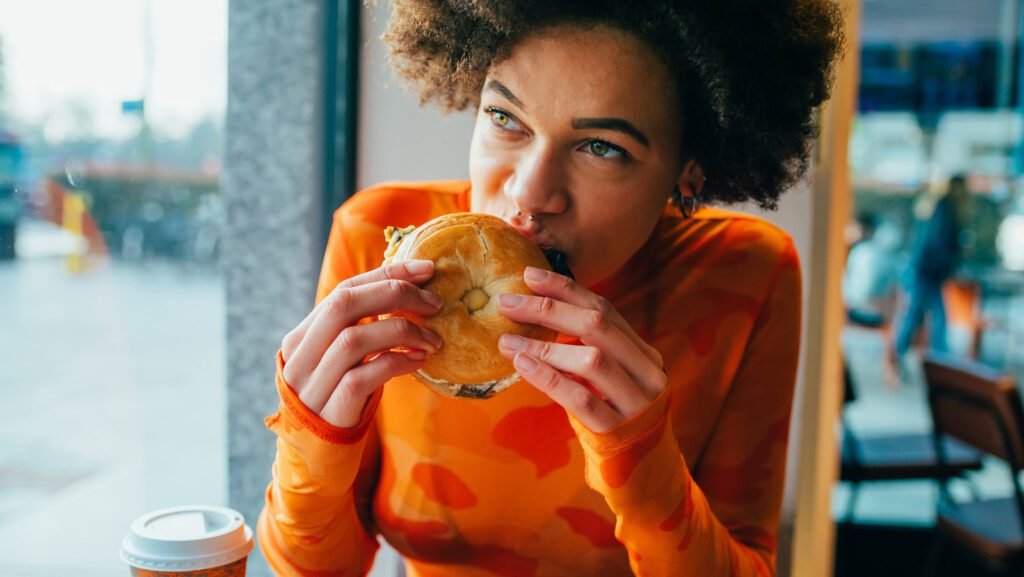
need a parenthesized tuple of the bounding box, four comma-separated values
(120, 505, 254, 576)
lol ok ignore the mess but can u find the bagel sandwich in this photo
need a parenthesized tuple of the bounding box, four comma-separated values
(382, 213, 558, 399)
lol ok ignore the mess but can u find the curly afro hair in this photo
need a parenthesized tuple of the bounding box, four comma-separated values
(383, 0, 846, 210)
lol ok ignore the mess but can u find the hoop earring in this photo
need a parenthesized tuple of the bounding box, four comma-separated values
(672, 187, 698, 219)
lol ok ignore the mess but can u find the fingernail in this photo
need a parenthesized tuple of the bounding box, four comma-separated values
(406, 349, 427, 361)
(422, 328, 443, 350)
(420, 289, 443, 309)
(516, 353, 539, 372)
(498, 293, 524, 308)
(499, 334, 527, 352)
(525, 267, 548, 282)
(406, 261, 433, 275)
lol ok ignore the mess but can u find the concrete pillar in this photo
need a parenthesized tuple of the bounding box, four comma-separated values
(223, 1, 326, 574)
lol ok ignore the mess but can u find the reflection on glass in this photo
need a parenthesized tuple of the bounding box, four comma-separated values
(0, 1, 227, 574)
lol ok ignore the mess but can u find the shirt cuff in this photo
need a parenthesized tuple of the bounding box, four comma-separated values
(264, 349, 381, 445)
(567, 384, 671, 457)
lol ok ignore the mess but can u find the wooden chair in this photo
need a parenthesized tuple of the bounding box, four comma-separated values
(839, 358, 983, 523)
(922, 354, 1024, 576)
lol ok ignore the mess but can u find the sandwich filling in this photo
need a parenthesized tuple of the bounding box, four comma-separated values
(414, 368, 521, 399)
(461, 287, 490, 314)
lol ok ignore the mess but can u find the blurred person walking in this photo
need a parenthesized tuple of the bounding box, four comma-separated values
(892, 174, 969, 367)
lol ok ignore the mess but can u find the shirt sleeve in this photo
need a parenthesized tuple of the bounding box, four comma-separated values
(257, 208, 385, 576)
(568, 238, 802, 576)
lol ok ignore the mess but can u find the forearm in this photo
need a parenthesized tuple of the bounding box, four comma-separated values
(258, 351, 382, 576)
(259, 438, 379, 576)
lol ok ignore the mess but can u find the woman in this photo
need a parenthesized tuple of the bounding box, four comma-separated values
(259, 1, 844, 575)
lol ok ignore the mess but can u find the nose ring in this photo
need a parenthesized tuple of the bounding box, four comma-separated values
(514, 210, 537, 222)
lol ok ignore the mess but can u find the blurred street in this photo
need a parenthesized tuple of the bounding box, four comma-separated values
(0, 219, 226, 576)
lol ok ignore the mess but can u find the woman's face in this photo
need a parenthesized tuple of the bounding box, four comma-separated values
(470, 24, 688, 288)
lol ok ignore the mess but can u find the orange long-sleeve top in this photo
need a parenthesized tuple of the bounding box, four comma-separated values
(258, 180, 802, 577)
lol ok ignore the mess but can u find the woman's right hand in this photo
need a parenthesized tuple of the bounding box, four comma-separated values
(280, 260, 443, 427)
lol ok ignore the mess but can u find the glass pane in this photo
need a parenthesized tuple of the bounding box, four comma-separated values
(837, 0, 1024, 548)
(0, 1, 227, 574)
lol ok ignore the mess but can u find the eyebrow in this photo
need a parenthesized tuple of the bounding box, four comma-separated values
(572, 118, 650, 148)
(485, 80, 526, 111)
(485, 79, 651, 148)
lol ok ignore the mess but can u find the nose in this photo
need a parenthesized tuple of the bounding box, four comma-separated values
(504, 143, 570, 218)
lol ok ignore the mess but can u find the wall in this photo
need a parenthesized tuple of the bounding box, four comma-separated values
(357, 2, 474, 190)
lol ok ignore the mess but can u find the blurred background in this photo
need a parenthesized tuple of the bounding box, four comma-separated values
(834, 2, 1024, 575)
(0, 1, 230, 576)
(0, 0, 1022, 576)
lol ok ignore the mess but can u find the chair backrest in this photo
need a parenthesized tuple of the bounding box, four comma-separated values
(923, 353, 1024, 471)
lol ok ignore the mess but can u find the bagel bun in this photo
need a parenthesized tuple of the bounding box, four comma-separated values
(382, 213, 557, 399)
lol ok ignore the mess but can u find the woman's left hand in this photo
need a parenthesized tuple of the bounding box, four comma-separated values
(497, 266, 668, 433)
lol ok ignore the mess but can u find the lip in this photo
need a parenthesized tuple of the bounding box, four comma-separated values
(508, 223, 554, 250)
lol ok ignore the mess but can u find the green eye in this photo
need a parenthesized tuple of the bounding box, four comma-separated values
(588, 141, 610, 157)
(492, 111, 510, 128)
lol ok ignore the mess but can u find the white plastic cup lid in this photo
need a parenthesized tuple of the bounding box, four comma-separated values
(120, 505, 254, 572)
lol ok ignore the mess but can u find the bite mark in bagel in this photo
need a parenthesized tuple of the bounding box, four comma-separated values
(382, 213, 557, 399)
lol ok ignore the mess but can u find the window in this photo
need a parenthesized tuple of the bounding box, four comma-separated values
(0, 2, 227, 574)
(837, 0, 1024, 546)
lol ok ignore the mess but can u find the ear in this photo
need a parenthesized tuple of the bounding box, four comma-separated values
(675, 158, 706, 197)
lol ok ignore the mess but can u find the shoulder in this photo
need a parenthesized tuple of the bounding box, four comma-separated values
(670, 206, 800, 276)
(630, 207, 801, 386)
(320, 180, 470, 284)
(672, 209, 801, 350)
(333, 180, 470, 231)
(692, 206, 795, 250)
(629, 206, 800, 338)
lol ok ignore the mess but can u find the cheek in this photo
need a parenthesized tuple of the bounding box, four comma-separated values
(577, 183, 667, 233)
(469, 130, 508, 200)
(571, 187, 666, 265)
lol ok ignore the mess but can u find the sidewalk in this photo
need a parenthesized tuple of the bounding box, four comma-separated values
(0, 220, 404, 577)
(0, 243, 226, 575)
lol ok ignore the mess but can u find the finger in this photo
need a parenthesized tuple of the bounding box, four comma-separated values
(498, 291, 665, 398)
(522, 266, 663, 367)
(320, 349, 427, 428)
(339, 260, 435, 290)
(300, 318, 442, 412)
(282, 260, 434, 361)
(499, 335, 651, 415)
(513, 352, 622, 433)
(281, 306, 320, 363)
(283, 278, 442, 390)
